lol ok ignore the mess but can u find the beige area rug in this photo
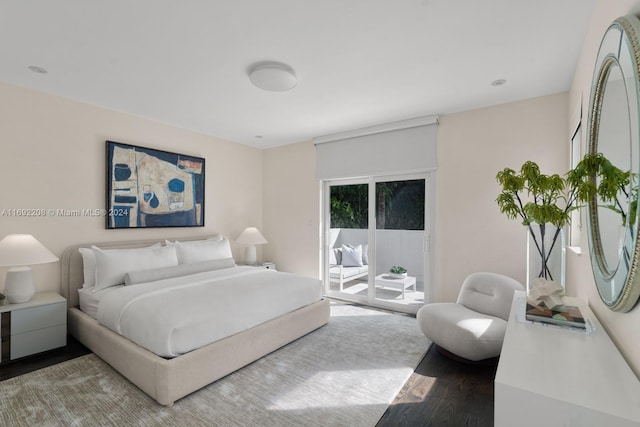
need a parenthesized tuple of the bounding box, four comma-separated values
(0, 303, 430, 427)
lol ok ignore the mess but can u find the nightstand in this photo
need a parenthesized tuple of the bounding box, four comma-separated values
(241, 262, 277, 270)
(261, 262, 276, 270)
(0, 291, 67, 364)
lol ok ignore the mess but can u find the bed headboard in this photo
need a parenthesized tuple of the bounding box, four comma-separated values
(60, 236, 220, 307)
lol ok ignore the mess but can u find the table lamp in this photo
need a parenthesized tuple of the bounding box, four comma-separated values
(0, 234, 59, 303)
(236, 227, 267, 265)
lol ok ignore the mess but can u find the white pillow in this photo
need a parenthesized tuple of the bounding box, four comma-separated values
(329, 247, 337, 265)
(165, 235, 223, 246)
(341, 244, 363, 267)
(79, 243, 161, 288)
(362, 244, 369, 265)
(329, 247, 343, 265)
(176, 237, 233, 264)
(93, 245, 178, 291)
(79, 247, 97, 288)
(124, 258, 236, 285)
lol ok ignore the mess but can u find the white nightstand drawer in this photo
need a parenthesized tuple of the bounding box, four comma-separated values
(11, 324, 67, 359)
(0, 292, 67, 364)
(11, 302, 66, 335)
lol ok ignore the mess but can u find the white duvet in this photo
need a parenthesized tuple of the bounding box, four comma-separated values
(96, 266, 322, 358)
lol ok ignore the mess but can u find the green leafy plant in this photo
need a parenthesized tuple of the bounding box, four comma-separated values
(390, 265, 407, 274)
(566, 153, 636, 225)
(496, 154, 632, 282)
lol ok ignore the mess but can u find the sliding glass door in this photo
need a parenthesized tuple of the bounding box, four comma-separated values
(325, 179, 371, 306)
(323, 173, 431, 314)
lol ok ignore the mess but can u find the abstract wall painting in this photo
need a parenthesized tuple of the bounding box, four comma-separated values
(106, 141, 205, 228)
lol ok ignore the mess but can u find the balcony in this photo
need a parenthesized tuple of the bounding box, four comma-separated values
(327, 228, 426, 309)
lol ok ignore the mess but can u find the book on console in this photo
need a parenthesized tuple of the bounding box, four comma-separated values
(525, 302, 586, 329)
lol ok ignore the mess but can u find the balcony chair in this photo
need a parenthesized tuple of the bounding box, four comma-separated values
(329, 244, 368, 291)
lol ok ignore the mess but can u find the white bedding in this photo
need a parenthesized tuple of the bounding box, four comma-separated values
(95, 266, 322, 358)
(78, 285, 123, 320)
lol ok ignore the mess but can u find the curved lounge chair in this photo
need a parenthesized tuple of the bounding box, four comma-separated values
(417, 272, 524, 362)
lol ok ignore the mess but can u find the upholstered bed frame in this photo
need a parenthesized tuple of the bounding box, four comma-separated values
(60, 237, 330, 406)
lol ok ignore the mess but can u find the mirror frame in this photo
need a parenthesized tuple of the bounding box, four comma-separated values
(587, 14, 640, 312)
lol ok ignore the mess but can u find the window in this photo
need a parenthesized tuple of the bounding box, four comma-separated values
(569, 121, 582, 248)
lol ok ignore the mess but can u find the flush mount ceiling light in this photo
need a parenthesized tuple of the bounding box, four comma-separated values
(248, 62, 297, 92)
(28, 65, 48, 74)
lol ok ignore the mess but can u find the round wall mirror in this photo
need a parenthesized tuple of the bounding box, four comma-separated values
(587, 15, 640, 311)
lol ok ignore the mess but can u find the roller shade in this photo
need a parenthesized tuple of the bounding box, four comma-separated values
(314, 115, 438, 180)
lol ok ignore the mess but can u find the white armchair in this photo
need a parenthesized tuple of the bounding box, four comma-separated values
(416, 272, 524, 362)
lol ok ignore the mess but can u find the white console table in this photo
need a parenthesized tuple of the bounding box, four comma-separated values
(495, 291, 640, 427)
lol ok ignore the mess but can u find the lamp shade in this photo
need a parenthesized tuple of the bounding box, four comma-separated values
(236, 227, 268, 246)
(0, 234, 58, 303)
(0, 234, 59, 267)
(236, 227, 267, 266)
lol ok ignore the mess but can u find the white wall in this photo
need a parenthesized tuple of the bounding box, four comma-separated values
(262, 141, 320, 277)
(567, 0, 640, 378)
(0, 82, 263, 294)
(263, 93, 569, 303)
(437, 93, 569, 302)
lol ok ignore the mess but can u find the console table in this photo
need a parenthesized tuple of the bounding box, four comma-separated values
(495, 291, 640, 426)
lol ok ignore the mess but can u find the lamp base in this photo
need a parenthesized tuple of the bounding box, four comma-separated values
(244, 245, 257, 266)
(4, 267, 35, 303)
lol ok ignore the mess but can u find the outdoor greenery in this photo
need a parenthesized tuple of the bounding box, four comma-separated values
(330, 184, 368, 228)
(330, 180, 425, 230)
(496, 154, 633, 281)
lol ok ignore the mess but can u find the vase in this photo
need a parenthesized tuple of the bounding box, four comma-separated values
(526, 223, 565, 294)
(389, 272, 407, 279)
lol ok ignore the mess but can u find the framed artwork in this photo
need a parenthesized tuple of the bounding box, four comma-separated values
(106, 141, 205, 229)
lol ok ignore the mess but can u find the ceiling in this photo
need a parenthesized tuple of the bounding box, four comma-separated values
(0, 0, 595, 149)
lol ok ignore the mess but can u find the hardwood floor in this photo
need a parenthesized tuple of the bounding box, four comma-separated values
(377, 345, 498, 427)
(0, 335, 90, 381)
(1, 335, 497, 427)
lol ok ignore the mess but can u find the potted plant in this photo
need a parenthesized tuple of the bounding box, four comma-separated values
(496, 154, 630, 287)
(389, 265, 407, 279)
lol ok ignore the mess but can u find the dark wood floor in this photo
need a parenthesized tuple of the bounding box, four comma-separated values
(377, 345, 498, 427)
(0, 335, 90, 381)
(0, 336, 497, 427)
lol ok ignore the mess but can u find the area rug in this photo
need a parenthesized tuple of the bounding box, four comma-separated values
(0, 303, 430, 427)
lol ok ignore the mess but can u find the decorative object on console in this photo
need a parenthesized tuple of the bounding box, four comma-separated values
(524, 302, 586, 330)
(0, 234, 59, 303)
(389, 265, 407, 279)
(496, 162, 570, 290)
(527, 278, 565, 309)
(236, 227, 268, 266)
(496, 158, 626, 292)
(106, 141, 205, 229)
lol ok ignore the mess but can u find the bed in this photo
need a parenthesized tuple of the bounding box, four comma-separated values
(60, 236, 330, 406)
